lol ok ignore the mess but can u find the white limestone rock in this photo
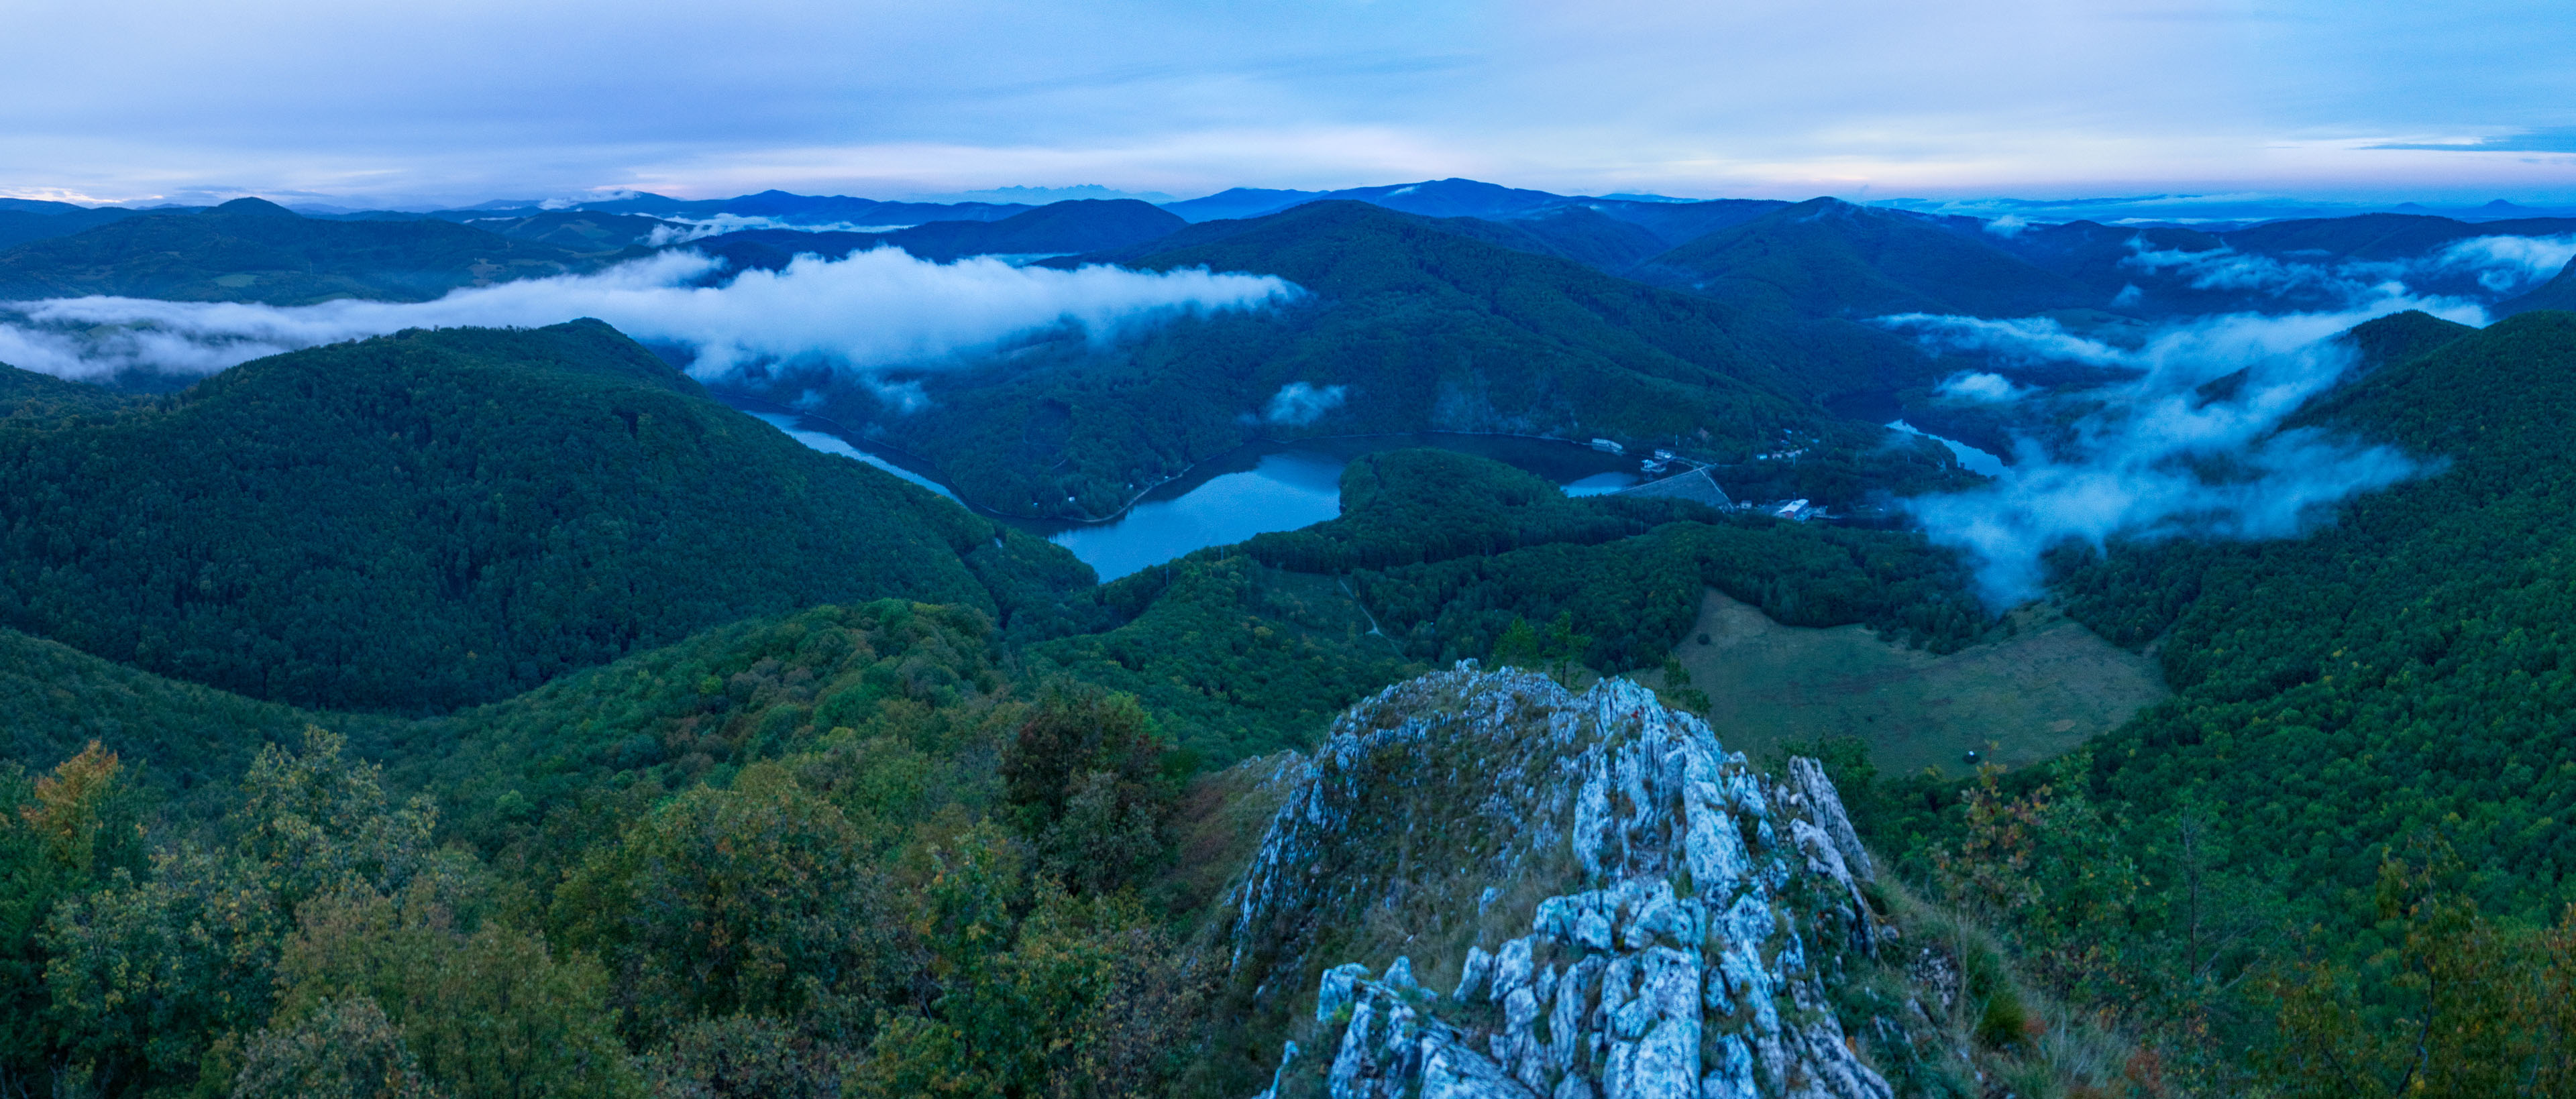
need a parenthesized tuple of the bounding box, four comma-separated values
(1228, 667, 1934, 1099)
(1787, 756, 1874, 881)
(1456, 946, 1496, 1002)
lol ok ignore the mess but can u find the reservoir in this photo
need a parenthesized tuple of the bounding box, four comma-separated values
(732, 399, 1643, 581)
(1886, 419, 2009, 477)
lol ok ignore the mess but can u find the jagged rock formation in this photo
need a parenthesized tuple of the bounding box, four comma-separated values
(1230, 664, 1914, 1099)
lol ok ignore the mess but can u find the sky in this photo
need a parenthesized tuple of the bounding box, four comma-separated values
(4, 0, 2573, 208)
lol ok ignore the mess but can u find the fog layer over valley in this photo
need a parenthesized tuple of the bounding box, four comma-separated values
(1884, 305, 2454, 603)
(10, 179, 2576, 1099)
(0, 247, 1294, 381)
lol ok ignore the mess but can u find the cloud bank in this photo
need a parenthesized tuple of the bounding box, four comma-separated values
(2118, 234, 2575, 308)
(0, 249, 1297, 382)
(2432, 234, 2576, 292)
(1263, 381, 1348, 425)
(1883, 308, 2444, 605)
(638, 215, 922, 247)
(1935, 371, 2032, 402)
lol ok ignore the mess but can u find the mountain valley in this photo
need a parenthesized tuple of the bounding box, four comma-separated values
(4, 176, 2576, 1098)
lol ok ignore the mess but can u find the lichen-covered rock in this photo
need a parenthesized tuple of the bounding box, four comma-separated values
(1229, 664, 1903, 1099)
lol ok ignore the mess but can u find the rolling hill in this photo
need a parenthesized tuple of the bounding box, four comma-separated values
(2500, 257, 2576, 314)
(2043, 309, 2576, 927)
(0, 320, 1093, 713)
(794, 200, 1964, 520)
(1633, 196, 2097, 317)
(874, 198, 1185, 259)
(0, 201, 159, 250)
(0, 198, 600, 305)
(550, 188, 1030, 226)
(458, 210, 676, 251)
(2220, 211, 2576, 261)
(680, 198, 1189, 272)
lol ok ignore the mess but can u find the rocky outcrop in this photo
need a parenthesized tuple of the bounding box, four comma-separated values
(1232, 664, 1909, 1099)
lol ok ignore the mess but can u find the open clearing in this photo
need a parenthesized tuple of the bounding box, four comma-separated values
(1662, 589, 2168, 776)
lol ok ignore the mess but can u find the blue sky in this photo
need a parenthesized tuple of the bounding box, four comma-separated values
(5, 0, 2571, 207)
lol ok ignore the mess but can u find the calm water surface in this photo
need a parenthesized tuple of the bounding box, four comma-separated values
(737, 398, 1644, 581)
(1886, 420, 2008, 477)
(1047, 451, 1347, 580)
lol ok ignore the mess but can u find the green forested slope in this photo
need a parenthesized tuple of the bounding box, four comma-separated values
(2221, 212, 2576, 261)
(1238, 449, 1987, 664)
(828, 200, 1953, 520)
(0, 198, 597, 304)
(0, 205, 153, 250)
(1, 598, 1216, 1099)
(0, 628, 400, 819)
(879, 198, 1185, 259)
(0, 321, 1090, 713)
(2044, 310, 2576, 921)
(684, 198, 1189, 272)
(0, 439, 2012, 1099)
(1635, 197, 2093, 318)
(0, 365, 140, 423)
(2502, 257, 2576, 315)
(1026, 450, 1991, 760)
(464, 210, 674, 251)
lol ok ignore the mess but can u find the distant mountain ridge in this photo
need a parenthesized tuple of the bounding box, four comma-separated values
(13, 179, 2569, 325)
(680, 198, 1187, 271)
(786, 200, 1971, 521)
(0, 198, 610, 305)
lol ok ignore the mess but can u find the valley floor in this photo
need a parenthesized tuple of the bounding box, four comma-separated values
(1660, 589, 2166, 774)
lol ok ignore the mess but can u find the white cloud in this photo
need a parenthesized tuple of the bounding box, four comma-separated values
(2111, 235, 2573, 309)
(1892, 307, 2455, 605)
(1935, 371, 2030, 402)
(0, 248, 1297, 382)
(1263, 380, 1348, 425)
(1878, 314, 2135, 367)
(2430, 233, 2576, 293)
(640, 214, 921, 247)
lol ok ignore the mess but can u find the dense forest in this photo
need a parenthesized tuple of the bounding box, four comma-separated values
(1784, 310, 2576, 1090)
(0, 200, 614, 305)
(783, 200, 1976, 520)
(0, 321, 1093, 713)
(682, 199, 1187, 274)
(0, 467, 2014, 1099)
(2043, 311, 2576, 924)
(0, 601, 1239, 1099)
(11, 180, 2576, 1096)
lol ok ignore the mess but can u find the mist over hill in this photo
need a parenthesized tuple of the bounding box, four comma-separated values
(0, 321, 1093, 711)
(0, 198, 615, 306)
(10, 172, 2576, 1097)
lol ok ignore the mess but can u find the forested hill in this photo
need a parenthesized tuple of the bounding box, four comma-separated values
(0, 365, 141, 423)
(681, 198, 1187, 272)
(2048, 309, 2576, 923)
(2502, 256, 2576, 314)
(0, 320, 1094, 713)
(0, 198, 604, 305)
(879, 198, 1185, 260)
(816, 200, 1960, 520)
(1633, 196, 2090, 317)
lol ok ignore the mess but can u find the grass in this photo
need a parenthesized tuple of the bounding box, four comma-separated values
(1868, 875, 2165, 1098)
(1654, 589, 2167, 775)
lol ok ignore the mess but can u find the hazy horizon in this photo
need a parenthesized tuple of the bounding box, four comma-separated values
(6, 0, 2571, 210)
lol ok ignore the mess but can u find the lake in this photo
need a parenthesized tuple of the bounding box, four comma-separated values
(1886, 419, 2009, 477)
(731, 399, 1645, 581)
